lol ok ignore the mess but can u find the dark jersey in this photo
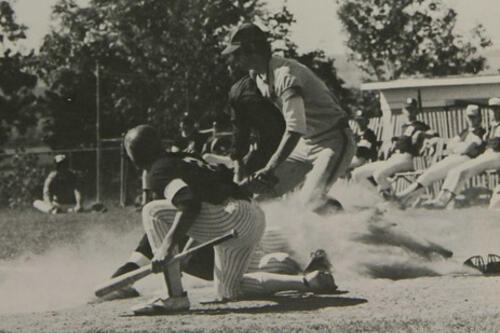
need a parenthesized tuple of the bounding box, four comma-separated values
(229, 75, 285, 171)
(176, 131, 211, 156)
(354, 127, 378, 161)
(147, 152, 250, 204)
(43, 170, 79, 204)
(457, 127, 486, 158)
(393, 121, 431, 156)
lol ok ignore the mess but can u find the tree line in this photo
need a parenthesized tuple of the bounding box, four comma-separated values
(0, 0, 492, 150)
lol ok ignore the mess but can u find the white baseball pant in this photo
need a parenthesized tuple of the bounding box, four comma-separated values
(33, 200, 73, 213)
(269, 127, 355, 208)
(142, 198, 265, 299)
(441, 150, 500, 195)
(351, 152, 413, 191)
(416, 154, 471, 187)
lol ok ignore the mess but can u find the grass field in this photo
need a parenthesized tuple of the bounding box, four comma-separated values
(0, 205, 139, 261)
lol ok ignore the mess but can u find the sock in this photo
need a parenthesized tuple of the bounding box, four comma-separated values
(135, 234, 153, 259)
(111, 262, 140, 278)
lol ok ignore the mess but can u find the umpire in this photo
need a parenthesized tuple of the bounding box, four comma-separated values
(222, 23, 355, 214)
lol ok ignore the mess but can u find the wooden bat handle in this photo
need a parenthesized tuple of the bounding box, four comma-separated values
(94, 229, 237, 297)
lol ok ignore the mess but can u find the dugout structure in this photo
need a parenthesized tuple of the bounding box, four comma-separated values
(360, 75, 500, 199)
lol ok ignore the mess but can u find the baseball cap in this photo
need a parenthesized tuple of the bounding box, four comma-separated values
(488, 97, 500, 106)
(465, 105, 480, 117)
(54, 154, 67, 164)
(221, 23, 267, 55)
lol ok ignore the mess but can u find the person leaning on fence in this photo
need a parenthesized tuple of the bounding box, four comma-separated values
(423, 98, 500, 209)
(33, 154, 83, 214)
(351, 97, 437, 200)
(349, 109, 378, 170)
(394, 104, 486, 208)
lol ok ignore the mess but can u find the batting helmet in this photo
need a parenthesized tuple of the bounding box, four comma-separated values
(124, 125, 163, 169)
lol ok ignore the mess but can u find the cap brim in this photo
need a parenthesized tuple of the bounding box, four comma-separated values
(221, 43, 241, 55)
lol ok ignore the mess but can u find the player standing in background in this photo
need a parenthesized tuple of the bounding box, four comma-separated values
(123, 125, 337, 314)
(394, 105, 486, 207)
(349, 109, 378, 170)
(222, 23, 355, 215)
(424, 98, 500, 209)
(33, 154, 83, 214)
(352, 97, 436, 199)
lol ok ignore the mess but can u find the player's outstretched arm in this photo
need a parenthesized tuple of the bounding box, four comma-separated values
(152, 183, 201, 273)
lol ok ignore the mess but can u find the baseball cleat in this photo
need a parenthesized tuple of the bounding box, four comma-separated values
(303, 270, 338, 294)
(132, 293, 190, 316)
(303, 249, 332, 273)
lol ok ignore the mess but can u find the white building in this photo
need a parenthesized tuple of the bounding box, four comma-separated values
(361, 75, 500, 142)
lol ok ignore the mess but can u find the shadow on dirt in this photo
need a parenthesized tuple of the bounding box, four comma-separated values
(121, 293, 367, 317)
(194, 295, 367, 315)
(353, 224, 453, 260)
(364, 263, 441, 280)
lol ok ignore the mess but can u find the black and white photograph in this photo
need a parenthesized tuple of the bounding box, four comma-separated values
(1, 0, 499, 332)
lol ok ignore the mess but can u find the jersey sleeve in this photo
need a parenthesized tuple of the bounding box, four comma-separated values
(164, 178, 196, 207)
(148, 159, 179, 199)
(274, 66, 303, 102)
(43, 171, 57, 202)
(281, 95, 307, 135)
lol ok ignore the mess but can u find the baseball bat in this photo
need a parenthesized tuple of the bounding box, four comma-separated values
(94, 229, 238, 297)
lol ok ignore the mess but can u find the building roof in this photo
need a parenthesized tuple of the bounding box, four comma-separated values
(361, 75, 500, 91)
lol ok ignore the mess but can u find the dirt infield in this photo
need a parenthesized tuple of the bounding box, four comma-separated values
(1, 274, 499, 332)
(1, 183, 500, 332)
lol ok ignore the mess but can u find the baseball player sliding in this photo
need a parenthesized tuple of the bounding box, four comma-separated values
(123, 125, 337, 315)
(222, 23, 355, 215)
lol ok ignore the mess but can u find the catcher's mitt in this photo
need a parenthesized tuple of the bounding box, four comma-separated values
(241, 173, 278, 195)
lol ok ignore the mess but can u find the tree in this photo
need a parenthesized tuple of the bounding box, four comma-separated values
(337, 0, 492, 80)
(0, 1, 38, 146)
(36, 0, 270, 148)
(36, 0, 357, 148)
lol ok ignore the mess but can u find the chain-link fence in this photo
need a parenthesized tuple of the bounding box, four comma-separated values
(0, 145, 144, 209)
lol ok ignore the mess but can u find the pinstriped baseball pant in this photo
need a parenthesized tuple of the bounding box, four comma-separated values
(142, 199, 265, 299)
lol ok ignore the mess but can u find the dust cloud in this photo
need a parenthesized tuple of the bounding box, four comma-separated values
(0, 181, 498, 314)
